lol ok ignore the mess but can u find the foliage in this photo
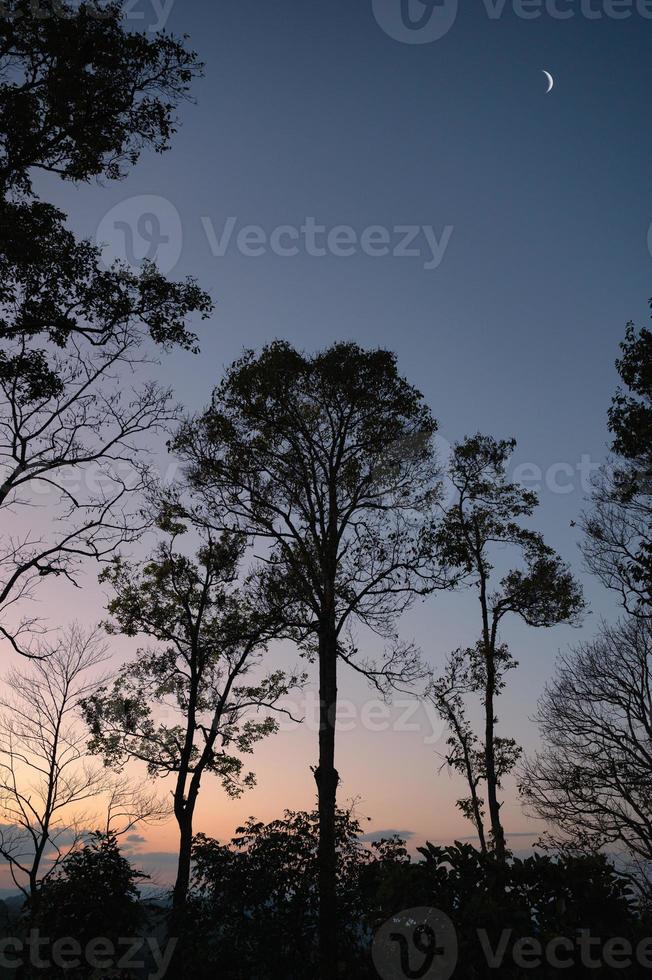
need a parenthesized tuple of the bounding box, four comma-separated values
(401, 842, 646, 980)
(0, 0, 201, 195)
(184, 809, 648, 980)
(583, 306, 652, 613)
(83, 524, 300, 912)
(173, 340, 451, 660)
(172, 339, 456, 975)
(0, 0, 212, 654)
(187, 809, 405, 980)
(429, 435, 584, 859)
(34, 832, 146, 979)
(86, 532, 296, 791)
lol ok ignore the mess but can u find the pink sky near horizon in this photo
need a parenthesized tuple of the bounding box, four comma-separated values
(0, 357, 613, 892)
(0, 557, 560, 891)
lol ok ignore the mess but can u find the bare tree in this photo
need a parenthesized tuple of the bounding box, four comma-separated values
(102, 781, 168, 839)
(0, 0, 212, 654)
(582, 467, 652, 617)
(0, 281, 209, 655)
(0, 623, 162, 913)
(520, 617, 652, 877)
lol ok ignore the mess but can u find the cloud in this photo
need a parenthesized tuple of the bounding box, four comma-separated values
(0, 824, 91, 860)
(360, 829, 415, 843)
(130, 851, 180, 865)
(127, 850, 180, 885)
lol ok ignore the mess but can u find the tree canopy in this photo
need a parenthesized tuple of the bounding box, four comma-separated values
(0, 0, 212, 652)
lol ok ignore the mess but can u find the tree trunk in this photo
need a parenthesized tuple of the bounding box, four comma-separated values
(314, 625, 339, 980)
(164, 806, 194, 978)
(462, 758, 487, 855)
(452, 712, 487, 855)
(172, 814, 192, 915)
(484, 652, 506, 862)
(471, 791, 487, 855)
(479, 564, 506, 864)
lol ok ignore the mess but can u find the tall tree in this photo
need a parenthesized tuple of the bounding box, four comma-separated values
(432, 435, 584, 861)
(583, 305, 652, 614)
(520, 616, 652, 883)
(83, 516, 301, 921)
(0, 0, 212, 653)
(172, 340, 452, 979)
(0, 624, 160, 915)
(427, 647, 489, 853)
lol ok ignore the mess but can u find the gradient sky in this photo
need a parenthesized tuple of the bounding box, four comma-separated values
(9, 0, 652, 883)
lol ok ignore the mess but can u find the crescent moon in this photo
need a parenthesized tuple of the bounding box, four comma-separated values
(542, 70, 554, 94)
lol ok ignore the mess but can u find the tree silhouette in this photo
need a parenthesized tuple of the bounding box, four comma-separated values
(172, 340, 454, 979)
(35, 831, 148, 980)
(583, 306, 652, 615)
(432, 435, 584, 861)
(520, 616, 652, 889)
(0, 0, 201, 197)
(186, 810, 645, 980)
(0, 0, 212, 654)
(83, 514, 301, 923)
(188, 808, 404, 980)
(0, 624, 161, 918)
(427, 646, 489, 852)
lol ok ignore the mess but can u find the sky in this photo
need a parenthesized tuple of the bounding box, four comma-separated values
(8, 0, 652, 884)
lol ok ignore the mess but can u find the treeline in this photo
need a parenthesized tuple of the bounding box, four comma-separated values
(0, 3, 651, 980)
